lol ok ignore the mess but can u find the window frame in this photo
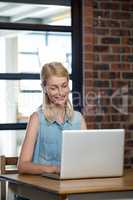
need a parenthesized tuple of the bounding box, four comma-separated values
(0, 0, 83, 130)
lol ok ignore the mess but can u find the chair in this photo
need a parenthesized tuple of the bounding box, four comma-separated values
(0, 155, 18, 200)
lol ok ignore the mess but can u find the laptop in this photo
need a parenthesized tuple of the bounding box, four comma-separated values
(42, 129, 125, 180)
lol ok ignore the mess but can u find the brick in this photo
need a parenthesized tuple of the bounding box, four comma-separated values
(123, 73, 133, 79)
(112, 46, 131, 54)
(94, 45, 109, 52)
(84, 96, 96, 107)
(111, 29, 131, 36)
(84, 71, 98, 79)
(84, 35, 94, 44)
(126, 140, 133, 147)
(101, 37, 120, 44)
(93, 19, 99, 27)
(95, 115, 104, 122)
(84, 6, 93, 13)
(84, 44, 93, 52)
(94, 80, 110, 88)
(100, 2, 120, 10)
(100, 97, 110, 105)
(128, 89, 133, 95)
(93, 54, 100, 62)
(94, 28, 109, 35)
(100, 72, 120, 79)
(84, 89, 96, 98)
(111, 12, 131, 20)
(122, 38, 133, 45)
(101, 54, 120, 62)
(121, 21, 133, 28)
(84, 7, 93, 18)
(94, 36, 98, 44)
(84, 116, 96, 122)
(99, 88, 114, 96)
(83, 62, 93, 70)
(111, 80, 129, 88)
(84, 0, 93, 7)
(100, 106, 109, 113)
(84, 16, 93, 25)
(111, 107, 121, 114)
(93, 19, 109, 28)
(125, 132, 133, 139)
(112, 115, 129, 122)
(84, 53, 93, 62)
(94, 11, 110, 18)
(85, 80, 94, 87)
(94, 64, 109, 70)
(129, 97, 133, 105)
(86, 123, 96, 129)
(111, 64, 131, 71)
(128, 115, 133, 125)
(106, 20, 120, 28)
(111, 115, 121, 122)
(121, 55, 133, 62)
(125, 124, 133, 130)
(101, 123, 120, 129)
(121, 115, 129, 121)
(93, 1, 99, 9)
(84, 26, 93, 34)
(121, 3, 133, 11)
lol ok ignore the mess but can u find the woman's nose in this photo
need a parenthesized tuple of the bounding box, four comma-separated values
(58, 87, 63, 95)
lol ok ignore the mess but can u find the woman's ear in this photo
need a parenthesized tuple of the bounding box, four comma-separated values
(41, 84, 45, 94)
(68, 86, 70, 93)
(43, 87, 47, 94)
(41, 83, 43, 89)
(41, 82, 47, 94)
(41, 80, 46, 88)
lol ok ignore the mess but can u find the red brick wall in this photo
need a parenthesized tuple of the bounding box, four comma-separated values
(83, 0, 133, 167)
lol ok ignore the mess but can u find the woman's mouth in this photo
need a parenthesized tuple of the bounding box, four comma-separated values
(54, 96, 66, 103)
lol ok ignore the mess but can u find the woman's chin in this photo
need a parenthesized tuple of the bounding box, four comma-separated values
(54, 101, 66, 107)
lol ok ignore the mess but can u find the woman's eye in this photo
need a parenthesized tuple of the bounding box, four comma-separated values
(50, 87, 56, 90)
(62, 84, 67, 88)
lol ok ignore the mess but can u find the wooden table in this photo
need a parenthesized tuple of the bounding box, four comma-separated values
(1, 169, 133, 200)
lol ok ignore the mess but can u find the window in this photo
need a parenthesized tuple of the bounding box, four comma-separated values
(0, 0, 82, 156)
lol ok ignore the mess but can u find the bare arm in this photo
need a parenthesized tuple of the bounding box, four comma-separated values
(17, 112, 59, 174)
(80, 115, 87, 129)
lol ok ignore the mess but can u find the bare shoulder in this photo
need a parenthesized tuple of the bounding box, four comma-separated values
(28, 112, 39, 123)
(80, 113, 87, 130)
(73, 110, 87, 129)
(27, 112, 39, 129)
(24, 112, 40, 141)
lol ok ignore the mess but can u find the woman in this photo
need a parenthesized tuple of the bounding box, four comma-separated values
(17, 62, 86, 175)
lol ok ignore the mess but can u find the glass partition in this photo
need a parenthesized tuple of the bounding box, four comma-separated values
(0, 80, 72, 123)
(0, 30, 72, 73)
(0, 0, 84, 159)
(0, 130, 25, 156)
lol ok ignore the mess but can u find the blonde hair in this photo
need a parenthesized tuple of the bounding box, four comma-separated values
(40, 62, 73, 122)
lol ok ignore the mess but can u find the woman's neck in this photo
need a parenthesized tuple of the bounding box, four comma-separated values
(53, 106, 66, 123)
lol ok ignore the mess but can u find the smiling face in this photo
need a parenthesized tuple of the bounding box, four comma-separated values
(45, 75, 69, 107)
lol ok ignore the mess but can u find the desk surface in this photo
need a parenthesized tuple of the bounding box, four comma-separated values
(1, 169, 133, 195)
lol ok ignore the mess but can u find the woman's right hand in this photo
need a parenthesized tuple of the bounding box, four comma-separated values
(44, 165, 60, 174)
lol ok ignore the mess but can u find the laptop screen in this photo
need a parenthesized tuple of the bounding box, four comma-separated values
(60, 129, 125, 179)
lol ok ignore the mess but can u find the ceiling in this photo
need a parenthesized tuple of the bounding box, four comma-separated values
(0, 1, 70, 24)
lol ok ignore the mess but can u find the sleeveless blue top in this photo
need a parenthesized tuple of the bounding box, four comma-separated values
(32, 109, 82, 166)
